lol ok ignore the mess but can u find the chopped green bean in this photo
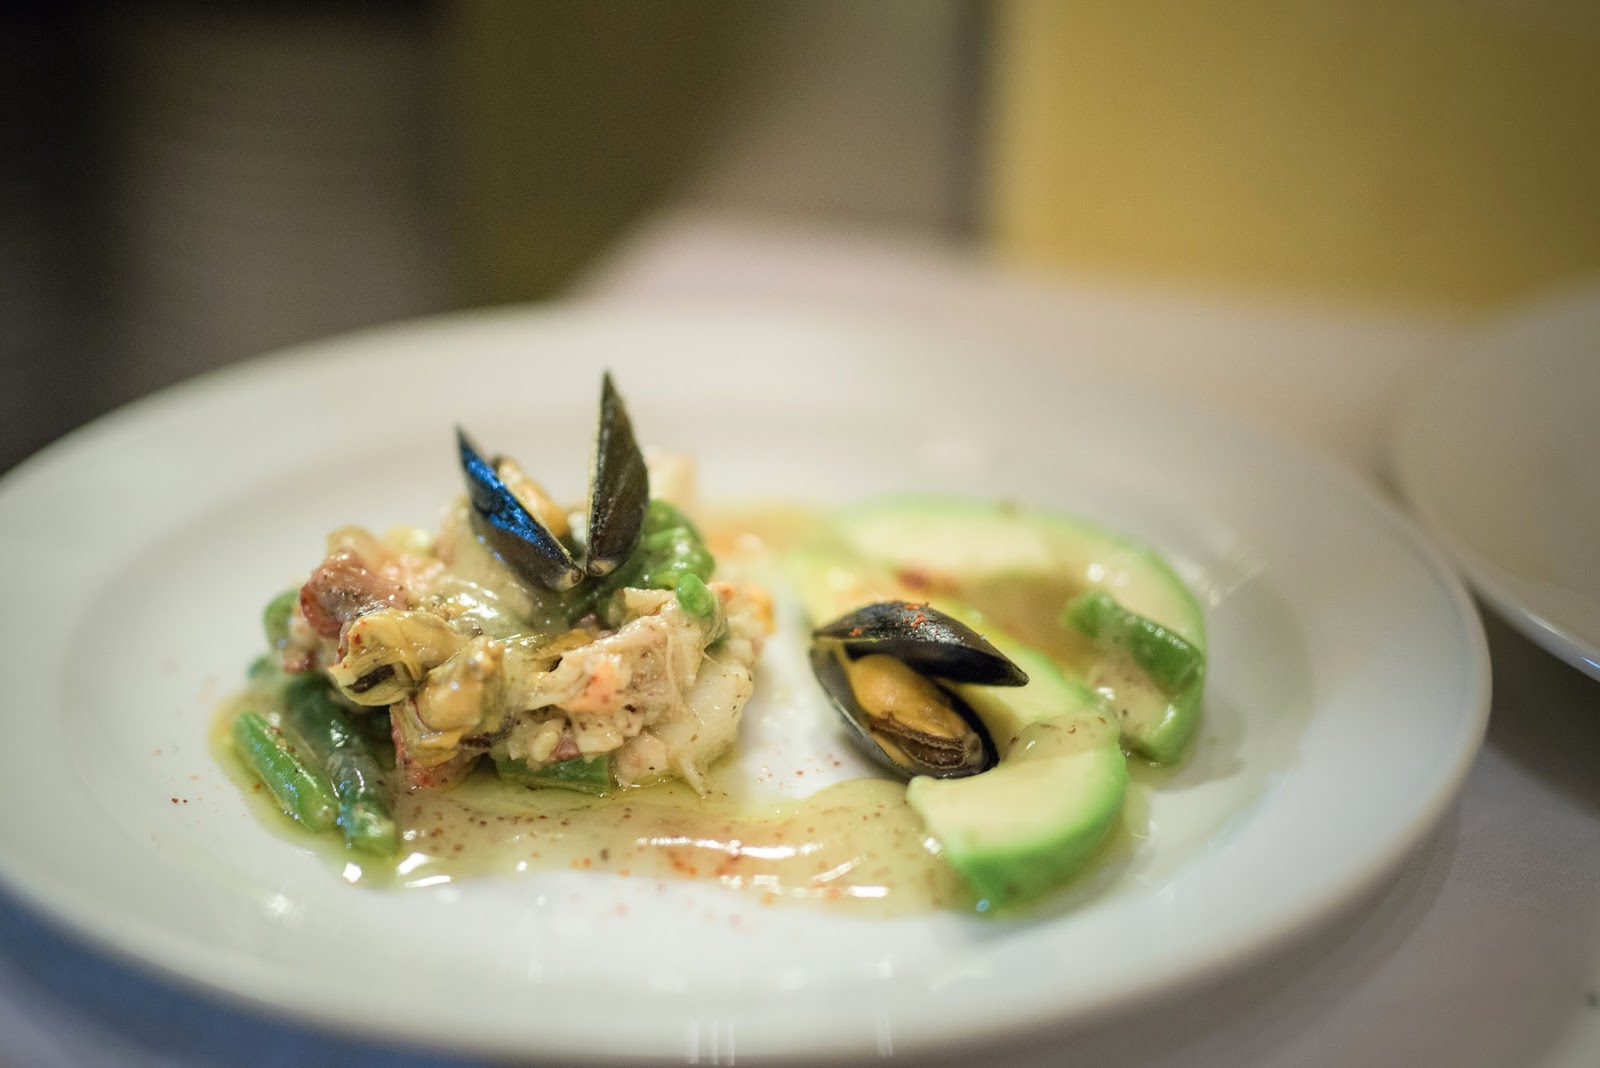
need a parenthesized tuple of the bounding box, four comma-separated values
(247, 654, 278, 683)
(262, 588, 299, 647)
(1061, 590, 1203, 694)
(493, 753, 613, 795)
(675, 572, 716, 618)
(280, 674, 399, 856)
(568, 497, 716, 620)
(232, 711, 339, 832)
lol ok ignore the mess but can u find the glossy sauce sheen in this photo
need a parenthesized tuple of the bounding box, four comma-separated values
(217, 505, 1176, 915)
(212, 699, 969, 914)
(217, 506, 990, 916)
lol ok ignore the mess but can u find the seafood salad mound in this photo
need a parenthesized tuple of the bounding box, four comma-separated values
(225, 373, 1207, 913)
(233, 375, 771, 857)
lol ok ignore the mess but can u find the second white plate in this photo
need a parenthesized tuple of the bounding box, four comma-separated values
(1392, 284, 1600, 681)
(0, 305, 1487, 1060)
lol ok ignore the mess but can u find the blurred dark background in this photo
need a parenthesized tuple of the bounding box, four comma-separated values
(4, 0, 1596, 473)
(0, 1, 982, 472)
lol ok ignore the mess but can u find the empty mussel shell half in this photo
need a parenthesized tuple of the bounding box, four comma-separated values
(457, 429, 586, 591)
(584, 372, 649, 578)
(455, 373, 651, 593)
(811, 643, 998, 780)
(813, 602, 1030, 687)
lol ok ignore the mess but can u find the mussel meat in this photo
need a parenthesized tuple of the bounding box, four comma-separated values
(456, 372, 649, 593)
(811, 602, 1026, 780)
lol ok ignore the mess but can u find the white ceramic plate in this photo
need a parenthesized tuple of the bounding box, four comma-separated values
(0, 305, 1487, 1061)
(1391, 285, 1600, 682)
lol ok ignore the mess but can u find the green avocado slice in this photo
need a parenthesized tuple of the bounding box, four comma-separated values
(907, 719, 1127, 910)
(831, 496, 1204, 645)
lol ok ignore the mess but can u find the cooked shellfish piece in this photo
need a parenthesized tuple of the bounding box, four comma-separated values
(811, 645, 996, 779)
(457, 429, 586, 592)
(455, 373, 648, 592)
(811, 602, 1024, 780)
(813, 601, 1029, 686)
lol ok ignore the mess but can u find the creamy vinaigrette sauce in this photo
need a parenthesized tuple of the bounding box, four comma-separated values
(213, 711, 970, 913)
(217, 503, 1174, 917)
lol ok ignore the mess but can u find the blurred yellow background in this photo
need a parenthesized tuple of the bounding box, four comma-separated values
(990, 0, 1600, 311)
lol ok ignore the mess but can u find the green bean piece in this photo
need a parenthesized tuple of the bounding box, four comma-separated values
(280, 674, 400, 856)
(569, 497, 716, 621)
(232, 711, 339, 832)
(493, 753, 613, 795)
(247, 653, 278, 683)
(1061, 590, 1203, 694)
(262, 588, 299, 648)
(646, 498, 702, 539)
(675, 572, 717, 618)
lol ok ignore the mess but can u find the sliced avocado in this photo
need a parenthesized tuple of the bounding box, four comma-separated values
(785, 544, 1128, 910)
(907, 718, 1126, 909)
(831, 496, 1206, 763)
(918, 603, 1127, 910)
(785, 545, 908, 625)
(832, 496, 1204, 645)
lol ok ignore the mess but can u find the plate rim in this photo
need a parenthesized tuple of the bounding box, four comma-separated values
(1389, 283, 1600, 682)
(0, 302, 1492, 1060)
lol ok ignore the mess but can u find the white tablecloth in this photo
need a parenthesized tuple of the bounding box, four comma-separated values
(4, 216, 1596, 1067)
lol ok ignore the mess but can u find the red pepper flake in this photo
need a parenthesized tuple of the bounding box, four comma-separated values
(170, 797, 179, 804)
(795, 769, 804, 776)
(848, 627, 864, 637)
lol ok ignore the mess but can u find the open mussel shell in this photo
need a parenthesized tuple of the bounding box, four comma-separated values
(584, 372, 649, 577)
(811, 644, 998, 780)
(457, 429, 585, 591)
(456, 375, 649, 592)
(813, 602, 1030, 687)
